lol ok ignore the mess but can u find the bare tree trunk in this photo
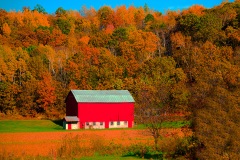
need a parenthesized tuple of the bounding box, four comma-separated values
(157, 41, 161, 57)
(154, 135, 159, 150)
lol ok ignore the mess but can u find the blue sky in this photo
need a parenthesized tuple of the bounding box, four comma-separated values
(0, 0, 235, 14)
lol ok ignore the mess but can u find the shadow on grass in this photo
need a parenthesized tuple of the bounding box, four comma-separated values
(143, 152, 163, 159)
(52, 119, 63, 128)
(123, 152, 163, 159)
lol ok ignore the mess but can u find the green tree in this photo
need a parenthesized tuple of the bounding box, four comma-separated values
(97, 6, 114, 29)
(144, 14, 154, 23)
(33, 4, 47, 14)
(178, 13, 201, 37)
(55, 7, 67, 17)
(55, 18, 71, 35)
(108, 27, 129, 56)
(197, 13, 223, 42)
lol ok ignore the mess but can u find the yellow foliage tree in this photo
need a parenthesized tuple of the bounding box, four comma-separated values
(2, 23, 11, 36)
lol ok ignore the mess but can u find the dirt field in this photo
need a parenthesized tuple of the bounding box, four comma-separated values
(0, 128, 187, 157)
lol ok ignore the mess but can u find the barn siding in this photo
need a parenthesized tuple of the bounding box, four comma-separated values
(70, 122, 79, 129)
(78, 102, 134, 129)
(68, 123, 72, 129)
(65, 90, 135, 129)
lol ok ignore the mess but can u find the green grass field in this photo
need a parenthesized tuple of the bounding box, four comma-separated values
(0, 120, 189, 133)
(134, 121, 190, 129)
(80, 155, 142, 160)
(0, 120, 63, 132)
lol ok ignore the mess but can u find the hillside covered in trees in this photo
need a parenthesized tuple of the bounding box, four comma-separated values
(0, 1, 240, 159)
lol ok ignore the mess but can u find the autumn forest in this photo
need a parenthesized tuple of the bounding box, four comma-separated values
(0, 1, 240, 159)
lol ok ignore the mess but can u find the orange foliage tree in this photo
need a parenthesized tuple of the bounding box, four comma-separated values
(36, 72, 56, 112)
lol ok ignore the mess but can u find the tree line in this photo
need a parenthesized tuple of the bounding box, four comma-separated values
(0, 1, 240, 159)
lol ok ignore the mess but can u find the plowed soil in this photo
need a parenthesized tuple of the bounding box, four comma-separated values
(0, 128, 188, 156)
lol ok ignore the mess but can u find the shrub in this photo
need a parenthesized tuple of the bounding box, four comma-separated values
(173, 136, 200, 159)
(57, 133, 83, 158)
(123, 143, 164, 159)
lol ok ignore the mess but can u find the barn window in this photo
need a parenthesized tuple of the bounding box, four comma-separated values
(110, 121, 114, 125)
(93, 122, 96, 126)
(117, 121, 120, 125)
(100, 122, 103, 125)
(86, 122, 89, 126)
(124, 121, 128, 125)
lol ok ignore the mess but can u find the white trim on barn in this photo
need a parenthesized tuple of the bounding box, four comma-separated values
(85, 122, 105, 129)
(109, 121, 128, 129)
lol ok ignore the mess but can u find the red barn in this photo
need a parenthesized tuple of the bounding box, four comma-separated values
(64, 90, 135, 129)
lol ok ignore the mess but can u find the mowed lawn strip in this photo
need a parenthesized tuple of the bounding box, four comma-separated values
(80, 155, 142, 160)
(135, 121, 190, 129)
(0, 120, 190, 133)
(0, 120, 63, 132)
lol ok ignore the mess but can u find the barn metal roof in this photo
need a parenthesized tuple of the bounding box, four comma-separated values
(64, 116, 79, 122)
(71, 90, 135, 103)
